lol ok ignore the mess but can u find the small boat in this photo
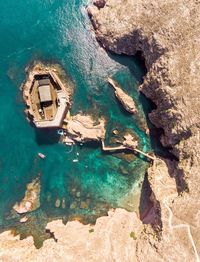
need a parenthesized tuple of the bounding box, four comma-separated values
(57, 129, 65, 136)
(72, 159, 78, 163)
(38, 153, 46, 159)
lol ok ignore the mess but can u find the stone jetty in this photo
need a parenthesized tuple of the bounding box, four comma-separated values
(102, 134, 155, 161)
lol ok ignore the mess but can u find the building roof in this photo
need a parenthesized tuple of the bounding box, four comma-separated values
(38, 85, 52, 103)
(38, 78, 50, 86)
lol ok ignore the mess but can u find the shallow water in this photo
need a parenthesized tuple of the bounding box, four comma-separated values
(0, 0, 151, 245)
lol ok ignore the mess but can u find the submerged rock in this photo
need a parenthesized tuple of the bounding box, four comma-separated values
(61, 198, 66, 209)
(55, 199, 61, 208)
(46, 193, 51, 202)
(80, 201, 88, 209)
(76, 191, 81, 198)
(20, 216, 29, 223)
(118, 165, 129, 176)
(70, 202, 77, 209)
(13, 178, 40, 214)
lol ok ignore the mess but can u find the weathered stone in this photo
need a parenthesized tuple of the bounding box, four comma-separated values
(93, 0, 106, 9)
(88, 0, 200, 260)
(13, 178, 40, 214)
(108, 78, 137, 113)
(64, 114, 106, 143)
(112, 129, 119, 135)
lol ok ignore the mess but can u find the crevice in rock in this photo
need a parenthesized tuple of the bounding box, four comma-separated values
(45, 229, 58, 243)
(139, 93, 179, 161)
(139, 173, 162, 238)
(138, 67, 189, 194)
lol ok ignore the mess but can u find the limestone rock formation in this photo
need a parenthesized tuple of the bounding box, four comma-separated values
(13, 178, 40, 214)
(1, 1, 200, 261)
(0, 209, 142, 262)
(88, 0, 200, 260)
(63, 114, 106, 143)
(108, 77, 137, 113)
(1, 160, 198, 262)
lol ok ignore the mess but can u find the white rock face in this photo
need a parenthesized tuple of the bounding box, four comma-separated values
(108, 77, 137, 114)
(64, 114, 106, 143)
(13, 178, 40, 214)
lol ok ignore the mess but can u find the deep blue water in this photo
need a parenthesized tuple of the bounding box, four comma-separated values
(0, 0, 151, 245)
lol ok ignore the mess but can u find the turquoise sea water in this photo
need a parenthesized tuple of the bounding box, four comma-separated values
(0, 0, 151, 246)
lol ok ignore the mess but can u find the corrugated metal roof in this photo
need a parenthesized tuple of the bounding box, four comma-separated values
(38, 85, 52, 102)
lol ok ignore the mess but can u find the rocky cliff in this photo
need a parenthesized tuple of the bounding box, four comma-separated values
(87, 0, 200, 260)
(0, 1, 200, 261)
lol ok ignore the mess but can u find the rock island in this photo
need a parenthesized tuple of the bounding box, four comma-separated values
(22, 63, 71, 128)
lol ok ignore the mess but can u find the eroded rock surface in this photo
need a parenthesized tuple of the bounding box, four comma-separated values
(93, 0, 106, 9)
(13, 178, 40, 214)
(64, 114, 106, 143)
(108, 77, 137, 113)
(1, 0, 200, 261)
(88, 0, 200, 260)
(1, 160, 198, 262)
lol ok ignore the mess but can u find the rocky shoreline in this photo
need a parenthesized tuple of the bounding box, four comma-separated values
(87, 0, 200, 260)
(0, 1, 200, 261)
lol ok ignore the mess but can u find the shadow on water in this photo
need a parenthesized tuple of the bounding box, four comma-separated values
(78, 140, 101, 150)
(108, 50, 178, 231)
(138, 93, 178, 161)
(107, 50, 177, 161)
(78, 141, 150, 163)
(108, 51, 147, 83)
(34, 128, 60, 145)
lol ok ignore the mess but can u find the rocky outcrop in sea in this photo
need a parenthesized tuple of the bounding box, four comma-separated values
(0, 1, 200, 261)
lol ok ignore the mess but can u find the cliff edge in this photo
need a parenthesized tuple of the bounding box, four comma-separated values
(0, 1, 200, 261)
(87, 0, 200, 260)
